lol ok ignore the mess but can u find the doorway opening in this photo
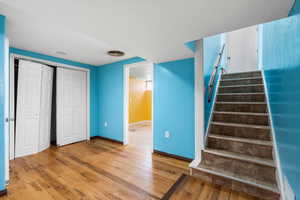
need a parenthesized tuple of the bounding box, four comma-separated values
(124, 62, 154, 151)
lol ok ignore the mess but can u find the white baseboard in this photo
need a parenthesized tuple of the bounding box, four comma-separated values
(189, 159, 201, 168)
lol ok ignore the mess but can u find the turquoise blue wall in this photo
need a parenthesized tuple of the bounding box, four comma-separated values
(261, 14, 300, 197)
(154, 58, 195, 159)
(185, 41, 196, 52)
(0, 15, 6, 191)
(96, 57, 195, 159)
(203, 35, 222, 131)
(289, 0, 300, 16)
(9, 48, 98, 137)
(96, 57, 145, 142)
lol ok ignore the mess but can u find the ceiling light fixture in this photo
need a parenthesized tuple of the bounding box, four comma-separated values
(107, 50, 125, 57)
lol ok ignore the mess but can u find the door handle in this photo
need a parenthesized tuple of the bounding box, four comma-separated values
(5, 118, 14, 122)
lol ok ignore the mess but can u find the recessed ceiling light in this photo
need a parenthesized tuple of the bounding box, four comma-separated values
(107, 50, 125, 57)
(56, 51, 67, 55)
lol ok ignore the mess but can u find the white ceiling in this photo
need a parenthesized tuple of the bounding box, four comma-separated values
(130, 63, 153, 81)
(0, 0, 294, 66)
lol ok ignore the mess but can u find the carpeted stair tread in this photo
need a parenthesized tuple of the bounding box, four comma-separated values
(204, 148, 275, 167)
(194, 164, 279, 194)
(208, 134, 273, 146)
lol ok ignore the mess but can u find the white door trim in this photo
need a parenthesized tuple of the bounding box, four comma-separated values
(9, 53, 91, 160)
(123, 61, 154, 152)
(10, 54, 90, 72)
(9, 54, 14, 160)
(4, 37, 9, 184)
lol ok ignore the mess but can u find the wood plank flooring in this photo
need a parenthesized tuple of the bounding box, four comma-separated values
(165, 174, 262, 200)
(1, 138, 260, 200)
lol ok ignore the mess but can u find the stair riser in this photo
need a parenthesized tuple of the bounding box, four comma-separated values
(222, 71, 262, 80)
(220, 78, 263, 86)
(202, 152, 277, 184)
(213, 113, 269, 126)
(219, 85, 264, 93)
(207, 137, 273, 159)
(210, 124, 271, 141)
(215, 103, 268, 113)
(217, 94, 265, 102)
(191, 168, 280, 200)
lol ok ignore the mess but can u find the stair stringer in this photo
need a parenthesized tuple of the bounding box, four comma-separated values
(261, 70, 286, 200)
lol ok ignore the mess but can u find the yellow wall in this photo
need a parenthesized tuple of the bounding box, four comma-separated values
(129, 77, 152, 123)
(145, 90, 152, 120)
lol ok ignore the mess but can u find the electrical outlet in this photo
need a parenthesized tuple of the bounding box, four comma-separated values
(164, 131, 170, 138)
(104, 121, 108, 127)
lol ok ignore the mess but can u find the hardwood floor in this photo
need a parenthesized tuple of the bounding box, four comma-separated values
(165, 175, 262, 200)
(1, 138, 261, 200)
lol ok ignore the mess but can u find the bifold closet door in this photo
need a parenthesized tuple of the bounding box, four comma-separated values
(15, 60, 53, 158)
(39, 66, 54, 152)
(15, 61, 43, 158)
(56, 68, 87, 146)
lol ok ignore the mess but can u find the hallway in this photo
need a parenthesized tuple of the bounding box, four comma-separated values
(128, 122, 152, 149)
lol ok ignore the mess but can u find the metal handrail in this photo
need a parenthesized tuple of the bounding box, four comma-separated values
(207, 44, 226, 102)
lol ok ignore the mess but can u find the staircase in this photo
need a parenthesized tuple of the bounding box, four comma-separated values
(191, 71, 280, 200)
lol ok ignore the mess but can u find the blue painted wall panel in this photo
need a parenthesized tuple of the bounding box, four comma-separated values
(185, 41, 196, 52)
(96, 57, 145, 142)
(9, 48, 98, 137)
(154, 58, 195, 159)
(203, 35, 222, 131)
(262, 14, 300, 197)
(289, 0, 300, 16)
(0, 15, 6, 191)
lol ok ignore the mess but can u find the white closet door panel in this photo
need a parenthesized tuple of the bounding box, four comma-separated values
(15, 61, 42, 158)
(39, 66, 53, 152)
(57, 68, 87, 146)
